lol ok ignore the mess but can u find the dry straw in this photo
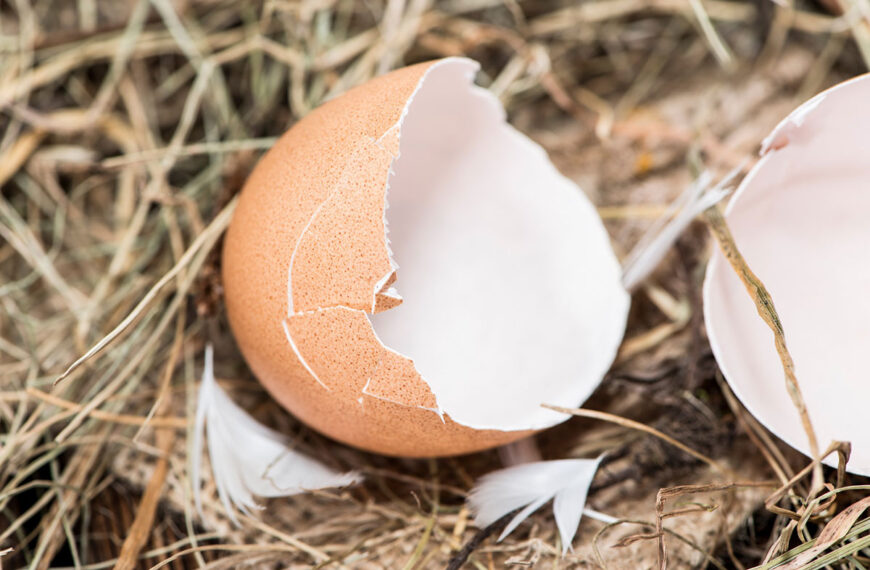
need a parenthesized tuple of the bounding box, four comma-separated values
(2, 0, 869, 568)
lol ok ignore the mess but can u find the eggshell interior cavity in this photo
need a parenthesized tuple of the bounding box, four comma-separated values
(367, 59, 628, 431)
(704, 74, 870, 474)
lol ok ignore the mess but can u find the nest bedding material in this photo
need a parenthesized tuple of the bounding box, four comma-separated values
(2, 1, 870, 568)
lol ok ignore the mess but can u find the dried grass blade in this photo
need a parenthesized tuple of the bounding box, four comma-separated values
(55, 197, 237, 384)
(704, 205, 823, 490)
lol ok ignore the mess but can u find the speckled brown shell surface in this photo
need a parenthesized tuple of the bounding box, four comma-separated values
(222, 60, 529, 457)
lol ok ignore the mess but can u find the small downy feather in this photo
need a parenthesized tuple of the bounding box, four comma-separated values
(192, 345, 362, 523)
(467, 456, 610, 553)
(620, 167, 742, 291)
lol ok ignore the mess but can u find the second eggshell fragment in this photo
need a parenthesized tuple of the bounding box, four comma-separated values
(704, 73, 870, 474)
(222, 57, 629, 456)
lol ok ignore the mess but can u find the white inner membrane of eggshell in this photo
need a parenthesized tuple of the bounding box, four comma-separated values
(367, 58, 629, 431)
(704, 73, 870, 475)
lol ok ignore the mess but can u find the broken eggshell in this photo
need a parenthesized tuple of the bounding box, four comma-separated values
(222, 57, 629, 457)
(704, 73, 870, 474)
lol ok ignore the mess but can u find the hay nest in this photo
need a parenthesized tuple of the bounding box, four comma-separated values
(2, 1, 869, 568)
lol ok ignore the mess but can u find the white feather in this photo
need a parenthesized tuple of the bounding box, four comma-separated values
(192, 345, 362, 523)
(467, 456, 605, 553)
(620, 166, 742, 292)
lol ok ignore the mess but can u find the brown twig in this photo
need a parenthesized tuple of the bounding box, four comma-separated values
(113, 311, 185, 570)
(542, 404, 733, 477)
(446, 511, 515, 570)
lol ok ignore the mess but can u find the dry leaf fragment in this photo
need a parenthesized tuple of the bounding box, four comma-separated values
(780, 496, 870, 569)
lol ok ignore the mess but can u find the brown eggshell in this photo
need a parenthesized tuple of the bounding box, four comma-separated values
(222, 60, 530, 457)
